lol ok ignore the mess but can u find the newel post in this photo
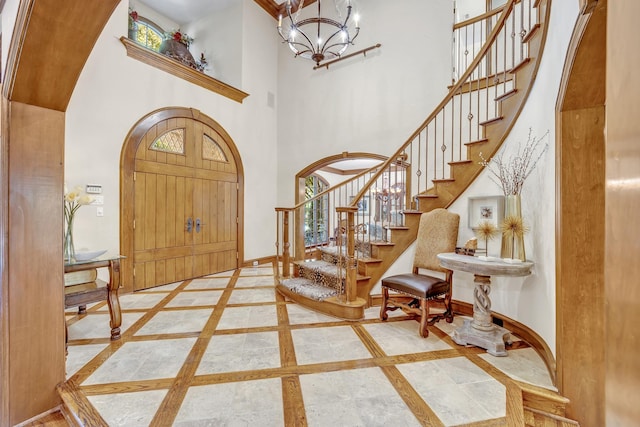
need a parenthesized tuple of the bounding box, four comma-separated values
(337, 206, 358, 303)
(275, 208, 291, 278)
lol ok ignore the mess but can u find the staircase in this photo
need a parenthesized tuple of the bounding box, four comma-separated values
(275, 0, 552, 320)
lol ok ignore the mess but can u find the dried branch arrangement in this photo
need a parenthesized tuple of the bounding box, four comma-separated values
(479, 128, 550, 196)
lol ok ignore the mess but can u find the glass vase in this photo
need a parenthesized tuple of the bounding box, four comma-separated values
(64, 214, 75, 263)
(500, 194, 526, 261)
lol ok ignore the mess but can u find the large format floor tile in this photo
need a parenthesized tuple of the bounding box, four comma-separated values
(65, 264, 556, 426)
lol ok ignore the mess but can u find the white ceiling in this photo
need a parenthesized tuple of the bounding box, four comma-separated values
(324, 158, 383, 173)
(138, 0, 238, 26)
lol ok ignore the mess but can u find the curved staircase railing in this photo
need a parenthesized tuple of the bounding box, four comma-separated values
(275, 0, 551, 320)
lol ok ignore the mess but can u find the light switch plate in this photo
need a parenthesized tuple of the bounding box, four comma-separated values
(90, 195, 104, 205)
(86, 185, 102, 194)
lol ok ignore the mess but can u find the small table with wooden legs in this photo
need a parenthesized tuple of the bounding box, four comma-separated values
(64, 256, 124, 341)
(437, 252, 533, 356)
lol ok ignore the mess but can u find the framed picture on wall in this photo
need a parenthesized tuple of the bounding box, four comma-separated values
(468, 196, 504, 229)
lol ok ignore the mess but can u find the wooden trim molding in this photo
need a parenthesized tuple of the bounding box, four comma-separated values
(120, 37, 250, 104)
(3, 0, 120, 111)
(369, 295, 556, 386)
(451, 300, 556, 387)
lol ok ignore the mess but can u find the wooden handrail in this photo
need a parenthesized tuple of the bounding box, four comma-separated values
(453, 4, 506, 29)
(350, 0, 518, 205)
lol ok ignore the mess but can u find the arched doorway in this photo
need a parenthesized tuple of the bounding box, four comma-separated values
(120, 107, 244, 291)
(556, 0, 606, 424)
(293, 152, 387, 258)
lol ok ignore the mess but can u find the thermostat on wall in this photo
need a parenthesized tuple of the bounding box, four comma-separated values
(86, 185, 102, 194)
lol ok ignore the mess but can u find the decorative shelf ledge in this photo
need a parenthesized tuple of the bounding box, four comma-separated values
(120, 37, 249, 104)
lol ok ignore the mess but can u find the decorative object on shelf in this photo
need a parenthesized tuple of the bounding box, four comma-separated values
(196, 52, 208, 72)
(277, 0, 361, 66)
(475, 220, 499, 255)
(64, 185, 93, 262)
(479, 128, 549, 261)
(500, 213, 529, 261)
(128, 8, 138, 40)
(455, 237, 477, 256)
(159, 29, 206, 72)
(165, 29, 194, 48)
(468, 195, 504, 230)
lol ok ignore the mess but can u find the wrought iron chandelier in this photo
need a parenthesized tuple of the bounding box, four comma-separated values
(277, 0, 360, 66)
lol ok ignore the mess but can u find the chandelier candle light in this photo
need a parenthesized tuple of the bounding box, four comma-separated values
(277, 0, 360, 66)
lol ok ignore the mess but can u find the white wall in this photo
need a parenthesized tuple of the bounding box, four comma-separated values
(65, 0, 278, 264)
(276, 0, 454, 207)
(184, 1, 243, 86)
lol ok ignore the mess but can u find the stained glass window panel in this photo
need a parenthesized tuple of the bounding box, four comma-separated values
(132, 19, 164, 52)
(203, 134, 228, 162)
(151, 129, 185, 154)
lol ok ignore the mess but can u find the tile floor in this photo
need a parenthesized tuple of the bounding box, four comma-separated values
(65, 264, 555, 426)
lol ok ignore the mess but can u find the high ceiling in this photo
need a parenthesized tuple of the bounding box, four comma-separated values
(136, 0, 309, 24)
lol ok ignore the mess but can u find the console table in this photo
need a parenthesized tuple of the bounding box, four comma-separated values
(437, 252, 533, 356)
(64, 255, 124, 340)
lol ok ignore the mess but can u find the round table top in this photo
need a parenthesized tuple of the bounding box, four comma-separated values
(437, 252, 533, 277)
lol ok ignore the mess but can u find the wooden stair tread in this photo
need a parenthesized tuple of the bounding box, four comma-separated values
(449, 159, 472, 165)
(370, 241, 395, 247)
(465, 138, 489, 146)
(495, 88, 517, 102)
(479, 116, 503, 126)
(510, 57, 531, 74)
(522, 23, 540, 43)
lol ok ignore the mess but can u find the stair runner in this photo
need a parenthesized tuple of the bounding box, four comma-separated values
(280, 245, 370, 301)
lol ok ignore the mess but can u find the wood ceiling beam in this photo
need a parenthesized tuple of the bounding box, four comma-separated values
(253, 0, 317, 20)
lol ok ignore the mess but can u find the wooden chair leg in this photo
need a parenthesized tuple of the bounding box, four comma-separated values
(380, 287, 389, 321)
(419, 298, 429, 337)
(444, 288, 453, 323)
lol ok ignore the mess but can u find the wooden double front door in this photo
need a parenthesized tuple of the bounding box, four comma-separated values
(132, 116, 239, 290)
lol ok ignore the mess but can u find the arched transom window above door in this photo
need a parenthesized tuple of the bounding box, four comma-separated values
(203, 134, 228, 162)
(150, 128, 185, 154)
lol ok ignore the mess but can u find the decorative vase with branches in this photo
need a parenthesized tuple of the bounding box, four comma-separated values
(479, 128, 549, 260)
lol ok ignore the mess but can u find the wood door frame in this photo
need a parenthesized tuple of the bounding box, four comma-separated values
(555, 0, 606, 424)
(120, 107, 244, 293)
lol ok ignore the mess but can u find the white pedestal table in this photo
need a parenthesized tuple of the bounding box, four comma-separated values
(437, 252, 533, 356)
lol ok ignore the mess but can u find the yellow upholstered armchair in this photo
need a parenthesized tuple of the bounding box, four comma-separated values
(380, 208, 460, 337)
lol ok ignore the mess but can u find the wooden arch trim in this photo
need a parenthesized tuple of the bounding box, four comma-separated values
(555, 0, 606, 424)
(3, 0, 120, 111)
(294, 152, 388, 204)
(119, 106, 245, 292)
